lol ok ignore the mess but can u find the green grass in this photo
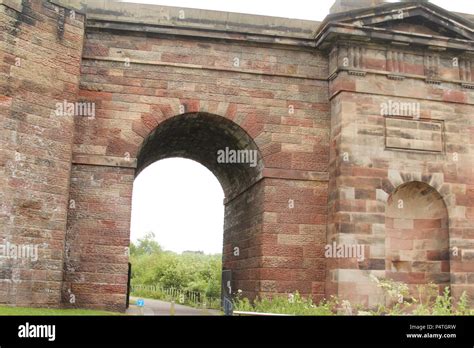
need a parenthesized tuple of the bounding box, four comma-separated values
(0, 305, 121, 316)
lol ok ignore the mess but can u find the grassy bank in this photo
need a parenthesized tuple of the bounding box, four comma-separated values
(0, 306, 121, 316)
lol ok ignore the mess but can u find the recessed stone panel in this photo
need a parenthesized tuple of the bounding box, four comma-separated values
(385, 117, 443, 152)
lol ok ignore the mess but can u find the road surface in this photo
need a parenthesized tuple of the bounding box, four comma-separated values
(126, 296, 221, 316)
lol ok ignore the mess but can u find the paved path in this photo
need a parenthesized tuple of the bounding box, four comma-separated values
(126, 296, 221, 316)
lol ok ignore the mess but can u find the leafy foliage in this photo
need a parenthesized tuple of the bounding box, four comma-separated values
(232, 279, 474, 316)
(370, 275, 473, 316)
(129, 233, 222, 300)
(233, 292, 337, 315)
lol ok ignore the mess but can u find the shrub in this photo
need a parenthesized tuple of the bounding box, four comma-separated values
(233, 292, 337, 315)
(370, 275, 473, 316)
(232, 279, 474, 316)
(129, 234, 222, 304)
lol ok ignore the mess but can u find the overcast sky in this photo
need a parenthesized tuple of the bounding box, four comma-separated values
(131, 158, 224, 254)
(129, 0, 474, 254)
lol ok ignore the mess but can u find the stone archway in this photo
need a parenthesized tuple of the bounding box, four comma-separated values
(63, 112, 267, 311)
(135, 112, 265, 300)
(385, 181, 450, 294)
(135, 112, 263, 198)
(131, 112, 265, 309)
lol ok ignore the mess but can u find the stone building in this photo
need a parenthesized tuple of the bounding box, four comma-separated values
(0, 0, 472, 311)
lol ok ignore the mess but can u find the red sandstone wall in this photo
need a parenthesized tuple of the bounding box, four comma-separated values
(63, 164, 133, 310)
(327, 43, 474, 307)
(64, 28, 330, 310)
(260, 177, 328, 302)
(0, 0, 84, 306)
(223, 181, 264, 301)
(4, 0, 469, 313)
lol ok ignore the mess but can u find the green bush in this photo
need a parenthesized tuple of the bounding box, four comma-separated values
(129, 232, 222, 301)
(233, 292, 337, 315)
(370, 275, 474, 316)
(232, 279, 474, 316)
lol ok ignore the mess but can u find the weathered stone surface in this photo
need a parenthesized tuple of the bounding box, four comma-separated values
(0, 0, 84, 308)
(324, 2, 474, 307)
(0, 0, 473, 311)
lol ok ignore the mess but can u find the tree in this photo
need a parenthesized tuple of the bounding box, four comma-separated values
(130, 231, 162, 256)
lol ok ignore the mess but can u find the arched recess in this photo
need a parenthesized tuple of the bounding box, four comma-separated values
(385, 181, 450, 293)
(134, 112, 265, 300)
(136, 112, 263, 200)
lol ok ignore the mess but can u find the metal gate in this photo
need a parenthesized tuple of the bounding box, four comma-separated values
(221, 269, 233, 316)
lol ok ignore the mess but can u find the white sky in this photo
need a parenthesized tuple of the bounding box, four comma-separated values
(131, 158, 224, 254)
(129, 0, 474, 254)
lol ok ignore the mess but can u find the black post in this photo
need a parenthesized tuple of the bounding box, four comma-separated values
(126, 262, 132, 308)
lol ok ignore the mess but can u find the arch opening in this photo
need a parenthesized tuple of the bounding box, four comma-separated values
(131, 112, 265, 306)
(385, 181, 450, 293)
(131, 158, 225, 254)
(129, 158, 225, 312)
(136, 112, 263, 199)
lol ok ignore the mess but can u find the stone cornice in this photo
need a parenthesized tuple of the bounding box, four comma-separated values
(329, 67, 474, 92)
(49, 0, 320, 48)
(315, 23, 474, 52)
(315, 1, 473, 54)
(318, 1, 473, 37)
(85, 19, 318, 48)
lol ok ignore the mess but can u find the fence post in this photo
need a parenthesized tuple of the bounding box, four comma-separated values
(170, 301, 175, 315)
